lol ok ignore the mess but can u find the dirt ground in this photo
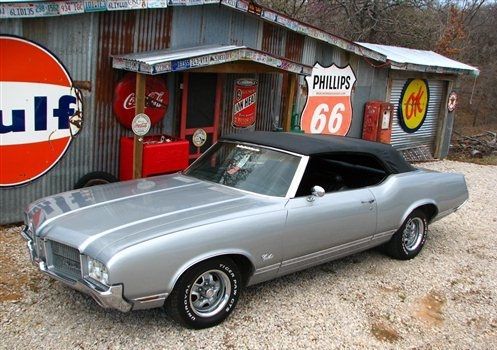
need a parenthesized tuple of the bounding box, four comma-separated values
(1, 160, 496, 349)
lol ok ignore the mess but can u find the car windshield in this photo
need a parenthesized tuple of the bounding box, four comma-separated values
(184, 141, 301, 197)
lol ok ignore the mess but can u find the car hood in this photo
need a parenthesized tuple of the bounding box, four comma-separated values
(26, 174, 284, 259)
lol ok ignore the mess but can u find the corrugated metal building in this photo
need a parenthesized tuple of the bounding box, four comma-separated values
(0, 1, 478, 223)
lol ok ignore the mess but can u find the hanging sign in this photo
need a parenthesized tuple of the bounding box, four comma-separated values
(232, 78, 258, 128)
(131, 113, 151, 136)
(398, 79, 430, 133)
(113, 73, 168, 129)
(447, 91, 457, 112)
(300, 63, 356, 135)
(0, 35, 83, 187)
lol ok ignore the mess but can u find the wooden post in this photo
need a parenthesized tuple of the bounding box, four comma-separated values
(213, 74, 224, 143)
(283, 74, 297, 131)
(133, 73, 146, 179)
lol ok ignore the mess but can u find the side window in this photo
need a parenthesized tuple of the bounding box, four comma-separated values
(296, 153, 388, 197)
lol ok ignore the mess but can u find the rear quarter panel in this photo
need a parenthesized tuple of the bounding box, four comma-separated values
(369, 169, 468, 234)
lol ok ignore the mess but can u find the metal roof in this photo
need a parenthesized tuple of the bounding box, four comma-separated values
(357, 42, 479, 76)
(112, 44, 313, 75)
(0, 0, 386, 63)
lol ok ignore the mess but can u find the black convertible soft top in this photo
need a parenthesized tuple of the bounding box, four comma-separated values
(221, 132, 415, 174)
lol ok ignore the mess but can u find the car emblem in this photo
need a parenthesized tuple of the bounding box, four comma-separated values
(261, 253, 274, 261)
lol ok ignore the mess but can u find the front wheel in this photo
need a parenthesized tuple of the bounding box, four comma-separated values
(165, 258, 241, 329)
(383, 209, 428, 260)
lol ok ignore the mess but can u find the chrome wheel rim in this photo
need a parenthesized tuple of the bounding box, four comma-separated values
(189, 269, 231, 318)
(402, 217, 424, 252)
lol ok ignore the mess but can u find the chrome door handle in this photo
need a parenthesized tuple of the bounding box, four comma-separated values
(361, 199, 375, 204)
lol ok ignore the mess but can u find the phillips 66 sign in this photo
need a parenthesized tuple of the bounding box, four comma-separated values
(0, 35, 82, 187)
(300, 63, 356, 136)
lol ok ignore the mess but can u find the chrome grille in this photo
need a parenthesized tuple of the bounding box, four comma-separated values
(51, 241, 81, 279)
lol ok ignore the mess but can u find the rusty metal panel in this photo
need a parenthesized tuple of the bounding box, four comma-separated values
(262, 22, 285, 56)
(256, 73, 283, 131)
(0, 14, 99, 224)
(258, 22, 285, 132)
(285, 30, 304, 63)
(94, 8, 172, 177)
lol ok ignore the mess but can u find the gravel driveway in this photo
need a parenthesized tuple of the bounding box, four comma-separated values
(1, 160, 496, 349)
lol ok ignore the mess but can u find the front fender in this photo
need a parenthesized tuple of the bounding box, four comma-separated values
(168, 248, 257, 294)
(105, 210, 286, 303)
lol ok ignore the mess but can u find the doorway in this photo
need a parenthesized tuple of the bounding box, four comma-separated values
(180, 72, 222, 160)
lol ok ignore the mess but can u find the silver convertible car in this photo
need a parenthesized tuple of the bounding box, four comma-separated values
(22, 132, 468, 328)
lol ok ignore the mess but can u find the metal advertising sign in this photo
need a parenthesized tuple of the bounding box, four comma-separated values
(113, 73, 168, 129)
(192, 128, 207, 147)
(398, 79, 429, 133)
(300, 63, 356, 136)
(132, 113, 151, 136)
(0, 35, 83, 187)
(447, 91, 458, 112)
(232, 78, 258, 128)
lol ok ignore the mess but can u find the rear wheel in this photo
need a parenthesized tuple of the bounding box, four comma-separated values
(74, 171, 118, 189)
(165, 258, 241, 329)
(383, 209, 428, 260)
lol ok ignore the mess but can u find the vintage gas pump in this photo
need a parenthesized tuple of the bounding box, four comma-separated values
(362, 101, 394, 144)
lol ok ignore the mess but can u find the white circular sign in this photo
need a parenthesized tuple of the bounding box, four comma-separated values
(131, 113, 151, 136)
(447, 91, 458, 112)
(192, 128, 207, 147)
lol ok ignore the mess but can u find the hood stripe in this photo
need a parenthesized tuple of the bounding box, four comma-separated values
(37, 181, 202, 234)
(78, 196, 246, 252)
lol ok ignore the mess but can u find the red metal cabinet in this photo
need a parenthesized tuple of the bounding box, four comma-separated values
(120, 135, 189, 181)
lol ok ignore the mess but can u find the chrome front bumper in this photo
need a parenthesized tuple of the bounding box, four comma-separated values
(22, 227, 132, 312)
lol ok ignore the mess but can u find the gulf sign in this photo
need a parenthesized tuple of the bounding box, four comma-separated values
(398, 79, 429, 133)
(0, 36, 82, 187)
(301, 63, 356, 136)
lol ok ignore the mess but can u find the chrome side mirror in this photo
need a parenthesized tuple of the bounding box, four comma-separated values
(307, 185, 325, 202)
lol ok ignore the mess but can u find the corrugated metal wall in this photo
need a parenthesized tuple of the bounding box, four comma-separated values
(219, 73, 281, 136)
(0, 15, 99, 224)
(0, 9, 173, 223)
(0, 5, 390, 223)
(348, 58, 389, 137)
(390, 79, 445, 152)
(169, 5, 260, 48)
(94, 9, 172, 176)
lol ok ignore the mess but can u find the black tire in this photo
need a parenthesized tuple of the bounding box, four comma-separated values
(74, 171, 118, 189)
(165, 258, 241, 329)
(383, 209, 428, 260)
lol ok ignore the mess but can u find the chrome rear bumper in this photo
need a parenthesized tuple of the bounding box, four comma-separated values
(21, 227, 132, 312)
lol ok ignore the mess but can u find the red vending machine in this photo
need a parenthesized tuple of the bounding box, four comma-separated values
(362, 101, 394, 144)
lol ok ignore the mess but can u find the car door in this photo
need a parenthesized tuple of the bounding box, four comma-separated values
(278, 188, 377, 276)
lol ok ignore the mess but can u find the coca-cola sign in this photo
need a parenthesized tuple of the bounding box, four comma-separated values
(113, 73, 168, 129)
